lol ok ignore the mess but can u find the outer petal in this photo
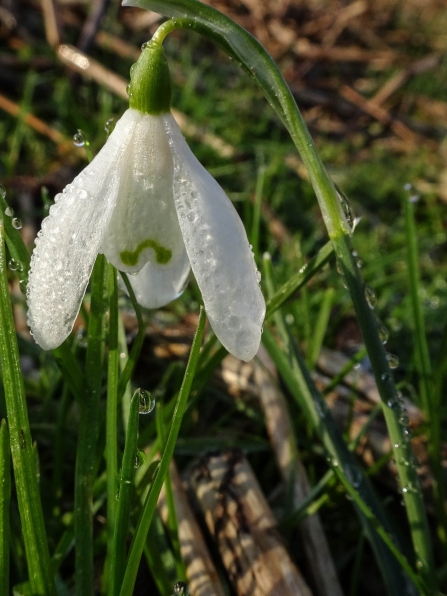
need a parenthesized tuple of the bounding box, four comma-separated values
(164, 114, 265, 362)
(101, 110, 186, 275)
(27, 109, 138, 350)
(122, 248, 191, 309)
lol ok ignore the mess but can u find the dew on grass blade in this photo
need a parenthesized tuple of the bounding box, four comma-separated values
(73, 130, 85, 147)
(364, 285, 377, 309)
(8, 259, 18, 271)
(386, 353, 399, 369)
(136, 389, 155, 414)
(4, 206, 13, 217)
(173, 581, 190, 595)
(104, 118, 115, 136)
(335, 184, 355, 231)
(12, 218, 22, 230)
(19, 279, 27, 294)
(378, 324, 389, 344)
(134, 450, 145, 469)
(0, 184, 6, 199)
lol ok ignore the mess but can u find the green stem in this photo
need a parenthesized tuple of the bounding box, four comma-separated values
(0, 220, 56, 595)
(74, 254, 108, 596)
(105, 265, 120, 593)
(119, 307, 206, 596)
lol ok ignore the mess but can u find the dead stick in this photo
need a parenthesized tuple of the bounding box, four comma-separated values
(254, 349, 344, 596)
(158, 462, 226, 596)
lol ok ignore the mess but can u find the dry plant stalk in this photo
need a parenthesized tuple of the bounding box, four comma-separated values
(190, 450, 312, 596)
(158, 462, 226, 596)
(253, 350, 344, 596)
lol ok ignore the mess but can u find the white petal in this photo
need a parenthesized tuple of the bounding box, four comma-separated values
(164, 114, 265, 362)
(27, 109, 138, 350)
(101, 111, 186, 275)
(121, 247, 190, 309)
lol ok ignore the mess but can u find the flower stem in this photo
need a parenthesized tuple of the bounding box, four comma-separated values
(74, 254, 108, 596)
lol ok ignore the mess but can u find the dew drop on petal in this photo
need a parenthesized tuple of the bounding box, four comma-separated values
(12, 218, 22, 230)
(73, 131, 85, 147)
(137, 389, 155, 414)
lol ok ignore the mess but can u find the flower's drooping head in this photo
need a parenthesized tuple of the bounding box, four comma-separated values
(27, 42, 265, 361)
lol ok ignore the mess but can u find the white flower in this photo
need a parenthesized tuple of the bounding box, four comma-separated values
(27, 108, 265, 361)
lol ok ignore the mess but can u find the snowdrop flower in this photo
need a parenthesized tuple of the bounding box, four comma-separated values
(27, 42, 265, 361)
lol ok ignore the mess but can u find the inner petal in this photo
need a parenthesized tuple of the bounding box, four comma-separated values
(101, 113, 185, 274)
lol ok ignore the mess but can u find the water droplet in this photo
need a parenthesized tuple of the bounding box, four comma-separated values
(393, 443, 400, 449)
(403, 183, 412, 192)
(134, 450, 145, 469)
(137, 389, 155, 415)
(399, 414, 409, 425)
(126, 83, 132, 96)
(364, 285, 377, 309)
(387, 398, 399, 410)
(345, 464, 363, 488)
(116, 491, 120, 501)
(104, 118, 115, 136)
(336, 260, 343, 275)
(76, 328, 88, 348)
(408, 194, 419, 203)
(386, 353, 399, 369)
(19, 279, 27, 294)
(173, 582, 189, 596)
(0, 185, 6, 199)
(73, 131, 85, 147)
(4, 206, 13, 217)
(381, 372, 391, 383)
(8, 259, 18, 271)
(335, 185, 355, 231)
(12, 218, 22, 230)
(355, 256, 363, 268)
(378, 324, 389, 344)
(141, 41, 148, 50)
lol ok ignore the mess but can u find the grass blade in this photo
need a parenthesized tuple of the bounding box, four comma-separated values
(110, 390, 140, 596)
(0, 419, 11, 595)
(119, 307, 206, 596)
(0, 219, 56, 595)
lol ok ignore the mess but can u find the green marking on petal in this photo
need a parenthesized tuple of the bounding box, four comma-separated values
(120, 239, 172, 267)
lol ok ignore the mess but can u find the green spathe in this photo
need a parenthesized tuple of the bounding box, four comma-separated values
(129, 41, 171, 115)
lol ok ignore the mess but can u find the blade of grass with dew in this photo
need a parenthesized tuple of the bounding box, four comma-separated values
(263, 327, 416, 595)
(124, 3, 435, 586)
(0, 419, 11, 595)
(250, 155, 265, 258)
(119, 307, 206, 596)
(110, 389, 140, 596)
(74, 254, 108, 596)
(155, 401, 186, 582)
(262, 253, 413, 595)
(117, 272, 145, 402)
(306, 287, 335, 369)
(404, 192, 447, 555)
(0, 219, 56, 595)
(105, 264, 119, 593)
(144, 511, 179, 594)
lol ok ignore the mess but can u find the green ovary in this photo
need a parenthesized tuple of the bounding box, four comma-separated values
(120, 238, 172, 267)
